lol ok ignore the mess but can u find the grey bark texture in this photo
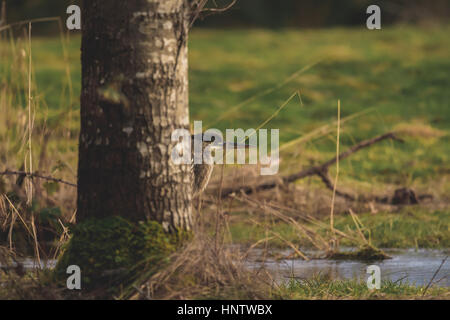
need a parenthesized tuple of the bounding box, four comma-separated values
(77, 0, 192, 232)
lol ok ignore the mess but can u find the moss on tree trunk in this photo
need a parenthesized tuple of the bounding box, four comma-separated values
(53, 216, 190, 292)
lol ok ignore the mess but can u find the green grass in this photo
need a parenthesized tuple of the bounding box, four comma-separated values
(278, 274, 449, 299)
(229, 209, 450, 249)
(189, 26, 450, 188)
(1, 22, 449, 300)
(334, 209, 450, 248)
(1, 25, 449, 253)
(1, 25, 449, 187)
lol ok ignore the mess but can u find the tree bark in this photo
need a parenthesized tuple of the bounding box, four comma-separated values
(77, 0, 192, 232)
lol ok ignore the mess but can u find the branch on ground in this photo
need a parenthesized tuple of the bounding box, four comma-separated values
(0, 170, 77, 187)
(219, 132, 404, 200)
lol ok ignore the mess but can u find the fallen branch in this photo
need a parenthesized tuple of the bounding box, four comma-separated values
(220, 132, 403, 199)
(0, 170, 77, 187)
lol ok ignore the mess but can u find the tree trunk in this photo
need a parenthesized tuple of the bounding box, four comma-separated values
(77, 0, 192, 232)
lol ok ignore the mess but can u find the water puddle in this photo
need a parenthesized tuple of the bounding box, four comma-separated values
(246, 248, 449, 287)
(2, 249, 448, 288)
(0, 259, 56, 271)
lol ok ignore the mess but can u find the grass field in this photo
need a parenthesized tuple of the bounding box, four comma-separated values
(229, 208, 450, 249)
(0, 24, 449, 299)
(1, 23, 449, 244)
(191, 27, 449, 189)
(279, 274, 450, 300)
(1, 25, 449, 185)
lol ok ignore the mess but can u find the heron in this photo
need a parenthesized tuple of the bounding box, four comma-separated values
(191, 133, 252, 197)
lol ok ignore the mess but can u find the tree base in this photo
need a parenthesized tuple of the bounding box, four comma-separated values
(53, 216, 190, 294)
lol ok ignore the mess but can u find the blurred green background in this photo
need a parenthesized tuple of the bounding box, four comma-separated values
(1, 0, 449, 191)
(0, 0, 449, 253)
(3, 0, 450, 29)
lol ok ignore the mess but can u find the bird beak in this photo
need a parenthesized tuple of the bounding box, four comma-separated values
(222, 141, 256, 149)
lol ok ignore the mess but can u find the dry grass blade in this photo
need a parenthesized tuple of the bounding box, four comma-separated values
(329, 100, 341, 240)
(241, 236, 275, 260)
(7, 203, 17, 251)
(263, 227, 309, 261)
(205, 60, 322, 129)
(234, 193, 330, 251)
(214, 164, 226, 251)
(30, 211, 41, 265)
(3, 194, 45, 262)
(130, 232, 269, 300)
(348, 208, 369, 244)
(279, 107, 375, 152)
(4, 195, 33, 240)
(25, 22, 33, 206)
(222, 90, 300, 160)
(0, 16, 60, 33)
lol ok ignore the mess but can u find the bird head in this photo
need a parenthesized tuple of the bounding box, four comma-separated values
(191, 133, 255, 151)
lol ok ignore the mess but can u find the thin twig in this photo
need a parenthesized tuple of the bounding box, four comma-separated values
(189, 0, 237, 28)
(0, 16, 60, 33)
(202, 0, 237, 13)
(189, 0, 208, 28)
(0, 170, 77, 187)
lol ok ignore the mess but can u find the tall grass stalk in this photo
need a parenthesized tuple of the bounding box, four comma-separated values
(329, 99, 340, 246)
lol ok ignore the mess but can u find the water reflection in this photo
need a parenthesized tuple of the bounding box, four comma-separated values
(246, 248, 449, 287)
(3, 249, 448, 288)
